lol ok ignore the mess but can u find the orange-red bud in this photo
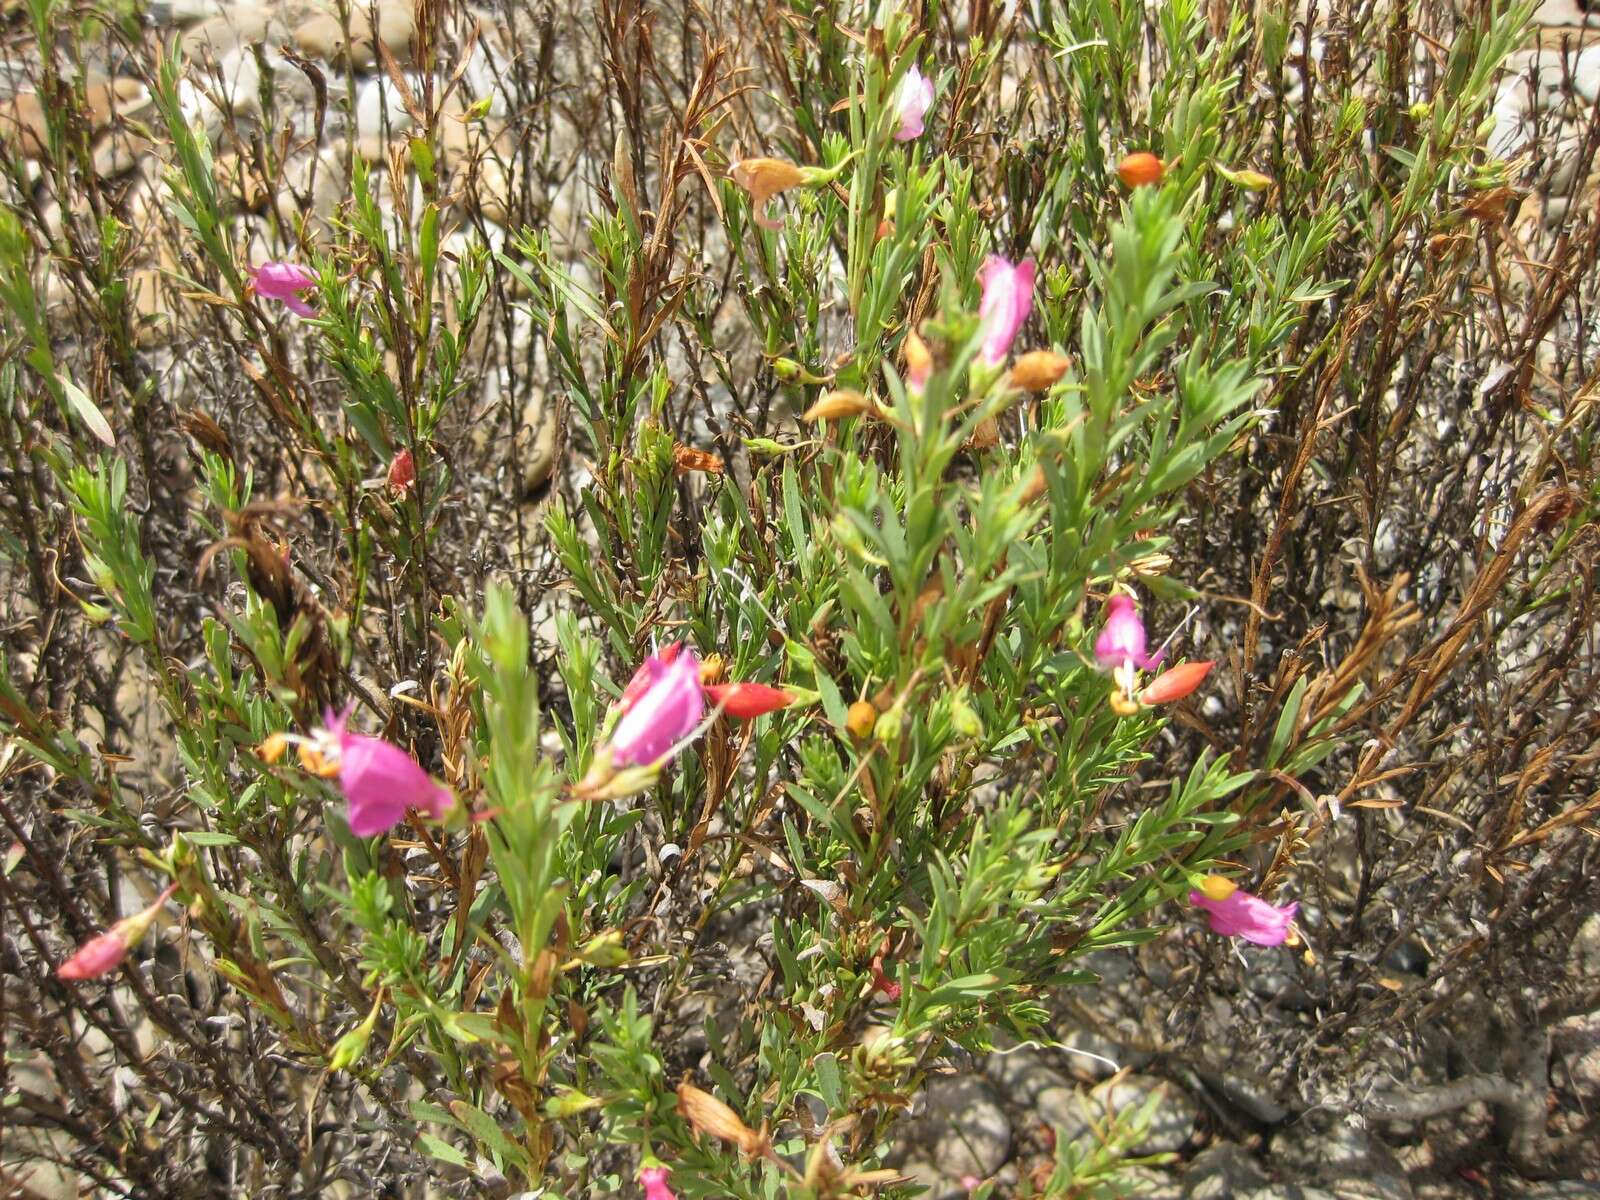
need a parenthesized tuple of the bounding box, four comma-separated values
(1117, 152, 1164, 189)
(1139, 660, 1215, 705)
(704, 682, 794, 719)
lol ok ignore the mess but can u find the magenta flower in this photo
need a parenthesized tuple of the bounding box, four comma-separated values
(609, 648, 705, 768)
(977, 255, 1035, 366)
(1093, 593, 1163, 672)
(1189, 883, 1298, 947)
(640, 1166, 677, 1200)
(326, 709, 453, 837)
(58, 883, 179, 981)
(250, 261, 318, 317)
(893, 66, 934, 142)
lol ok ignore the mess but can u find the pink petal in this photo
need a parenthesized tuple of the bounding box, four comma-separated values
(338, 732, 452, 836)
(610, 651, 704, 767)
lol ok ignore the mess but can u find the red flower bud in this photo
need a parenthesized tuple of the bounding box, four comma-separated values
(1139, 660, 1215, 705)
(704, 682, 794, 720)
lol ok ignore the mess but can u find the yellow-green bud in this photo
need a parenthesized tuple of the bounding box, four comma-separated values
(874, 704, 904, 743)
(328, 995, 382, 1072)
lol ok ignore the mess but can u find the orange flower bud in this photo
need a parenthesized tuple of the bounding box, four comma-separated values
(1197, 874, 1238, 902)
(1008, 350, 1070, 391)
(256, 732, 289, 764)
(902, 329, 932, 393)
(1117, 152, 1164, 189)
(1139, 660, 1215, 706)
(845, 700, 877, 739)
(803, 389, 873, 423)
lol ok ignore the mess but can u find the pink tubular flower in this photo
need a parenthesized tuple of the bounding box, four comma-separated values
(978, 255, 1035, 366)
(250, 261, 318, 317)
(1189, 879, 1297, 947)
(1093, 593, 1163, 672)
(327, 709, 454, 837)
(640, 1166, 677, 1200)
(609, 648, 705, 768)
(893, 66, 934, 142)
(58, 883, 179, 981)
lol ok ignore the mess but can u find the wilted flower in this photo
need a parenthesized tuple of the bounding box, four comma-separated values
(1140, 660, 1215, 706)
(892, 66, 934, 142)
(870, 953, 902, 1001)
(640, 1166, 677, 1200)
(729, 156, 808, 231)
(1116, 152, 1164, 189)
(57, 883, 179, 981)
(387, 448, 415, 499)
(1093, 593, 1163, 673)
(977, 256, 1036, 366)
(249, 261, 318, 316)
(1009, 349, 1070, 391)
(704, 682, 795, 719)
(322, 708, 454, 837)
(677, 1081, 769, 1156)
(609, 648, 705, 767)
(1189, 876, 1297, 946)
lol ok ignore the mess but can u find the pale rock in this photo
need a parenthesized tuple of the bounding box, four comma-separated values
(147, 0, 224, 24)
(897, 1158, 964, 1200)
(181, 6, 276, 59)
(920, 1075, 1011, 1179)
(91, 130, 152, 177)
(0, 78, 146, 160)
(355, 135, 388, 164)
(293, 1, 415, 69)
(354, 76, 415, 139)
(1571, 913, 1600, 976)
(457, 44, 510, 118)
(1574, 45, 1600, 102)
(1046, 1074, 1199, 1158)
(1533, 0, 1600, 27)
(983, 1042, 1069, 1101)
(1183, 1143, 1269, 1199)
(213, 150, 272, 212)
(278, 140, 351, 226)
(519, 396, 559, 495)
(128, 270, 171, 349)
(1271, 1120, 1413, 1200)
